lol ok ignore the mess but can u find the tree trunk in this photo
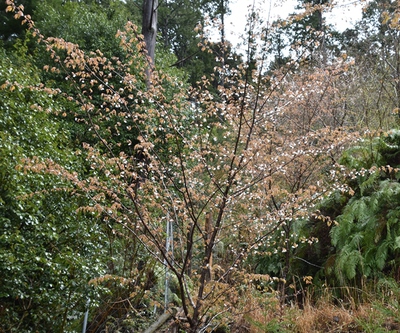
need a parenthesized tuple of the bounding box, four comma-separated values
(205, 212, 213, 282)
(142, 0, 158, 82)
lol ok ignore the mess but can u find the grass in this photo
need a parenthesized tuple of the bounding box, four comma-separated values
(231, 280, 400, 333)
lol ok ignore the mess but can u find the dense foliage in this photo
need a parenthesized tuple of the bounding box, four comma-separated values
(1, 0, 400, 332)
(0, 47, 109, 332)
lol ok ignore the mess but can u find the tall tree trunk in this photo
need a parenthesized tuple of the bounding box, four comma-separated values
(142, 0, 158, 82)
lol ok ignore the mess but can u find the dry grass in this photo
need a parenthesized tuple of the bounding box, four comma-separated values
(231, 291, 400, 333)
(295, 301, 359, 333)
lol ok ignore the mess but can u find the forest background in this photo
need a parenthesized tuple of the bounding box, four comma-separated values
(1, 0, 400, 332)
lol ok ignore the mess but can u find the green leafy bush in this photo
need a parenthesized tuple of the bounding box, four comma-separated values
(0, 49, 108, 332)
(293, 131, 400, 298)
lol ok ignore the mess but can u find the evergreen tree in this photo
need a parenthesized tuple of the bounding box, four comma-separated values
(265, 0, 340, 69)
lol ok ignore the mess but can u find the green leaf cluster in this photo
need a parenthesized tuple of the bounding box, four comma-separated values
(0, 49, 108, 332)
(33, 0, 137, 58)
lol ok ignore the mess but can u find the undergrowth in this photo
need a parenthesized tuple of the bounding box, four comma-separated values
(232, 279, 400, 333)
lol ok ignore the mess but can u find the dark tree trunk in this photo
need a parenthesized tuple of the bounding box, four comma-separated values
(142, 0, 158, 82)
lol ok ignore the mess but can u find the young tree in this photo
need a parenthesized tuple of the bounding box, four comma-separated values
(5, 1, 360, 331)
(242, 55, 358, 301)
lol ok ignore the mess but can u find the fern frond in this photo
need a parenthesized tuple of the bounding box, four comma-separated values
(359, 170, 379, 196)
(335, 246, 363, 281)
(375, 239, 391, 271)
